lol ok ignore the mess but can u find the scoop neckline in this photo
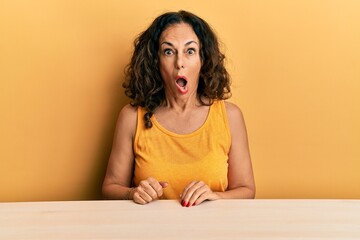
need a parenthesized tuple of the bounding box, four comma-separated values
(151, 104, 213, 138)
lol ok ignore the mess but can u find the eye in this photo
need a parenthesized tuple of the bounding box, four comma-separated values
(187, 48, 196, 55)
(163, 49, 174, 55)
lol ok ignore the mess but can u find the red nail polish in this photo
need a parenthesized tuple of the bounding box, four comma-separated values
(192, 203, 196, 206)
(182, 201, 186, 207)
(186, 202, 190, 207)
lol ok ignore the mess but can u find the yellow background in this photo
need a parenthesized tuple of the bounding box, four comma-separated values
(1, 1, 359, 201)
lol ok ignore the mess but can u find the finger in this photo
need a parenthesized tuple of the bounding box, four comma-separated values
(192, 190, 209, 206)
(188, 185, 209, 206)
(138, 188, 155, 203)
(154, 181, 168, 198)
(181, 181, 198, 201)
(132, 190, 147, 205)
(139, 180, 158, 200)
(182, 181, 206, 207)
(186, 184, 208, 206)
(159, 181, 168, 188)
(148, 180, 166, 198)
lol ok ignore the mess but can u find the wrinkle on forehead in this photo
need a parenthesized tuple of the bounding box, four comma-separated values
(159, 23, 200, 47)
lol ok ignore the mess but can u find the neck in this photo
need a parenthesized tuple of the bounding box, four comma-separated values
(162, 92, 202, 113)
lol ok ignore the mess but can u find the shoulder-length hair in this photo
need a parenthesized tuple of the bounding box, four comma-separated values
(123, 10, 231, 128)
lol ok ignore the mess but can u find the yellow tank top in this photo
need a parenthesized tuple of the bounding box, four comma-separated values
(133, 100, 231, 199)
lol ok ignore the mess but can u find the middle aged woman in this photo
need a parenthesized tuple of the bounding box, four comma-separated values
(102, 10, 255, 207)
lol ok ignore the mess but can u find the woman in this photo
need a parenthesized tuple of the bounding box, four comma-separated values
(102, 10, 255, 207)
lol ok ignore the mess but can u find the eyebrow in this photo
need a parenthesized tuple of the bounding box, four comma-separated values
(160, 40, 199, 47)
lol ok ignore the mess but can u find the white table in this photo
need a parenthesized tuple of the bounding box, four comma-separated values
(1, 199, 359, 239)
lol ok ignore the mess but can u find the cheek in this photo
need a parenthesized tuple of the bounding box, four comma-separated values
(159, 59, 173, 75)
(159, 60, 173, 81)
(190, 58, 202, 74)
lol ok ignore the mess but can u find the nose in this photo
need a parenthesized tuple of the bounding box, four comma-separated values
(175, 53, 184, 69)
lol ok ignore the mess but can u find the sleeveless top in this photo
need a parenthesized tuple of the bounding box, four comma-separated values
(133, 100, 231, 199)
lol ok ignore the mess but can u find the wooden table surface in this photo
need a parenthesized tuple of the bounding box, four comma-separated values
(1, 199, 359, 239)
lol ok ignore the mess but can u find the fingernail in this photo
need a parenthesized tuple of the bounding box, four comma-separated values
(186, 202, 190, 207)
(181, 201, 186, 207)
(192, 203, 196, 206)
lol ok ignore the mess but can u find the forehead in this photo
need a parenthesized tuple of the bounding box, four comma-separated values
(159, 23, 199, 44)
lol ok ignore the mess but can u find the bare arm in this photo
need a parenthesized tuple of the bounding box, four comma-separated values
(102, 104, 137, 200)
(217, 101, 255, 199)
(102, 104, 168, 203)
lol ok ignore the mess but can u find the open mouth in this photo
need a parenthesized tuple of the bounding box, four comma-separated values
(175, 76, 188, 94)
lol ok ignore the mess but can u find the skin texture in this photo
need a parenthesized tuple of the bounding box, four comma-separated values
(102, 23, 255, 206)
(159, 24, 201, 100)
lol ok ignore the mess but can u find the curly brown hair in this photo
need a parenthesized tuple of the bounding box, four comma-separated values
(123, 10, 231, 128)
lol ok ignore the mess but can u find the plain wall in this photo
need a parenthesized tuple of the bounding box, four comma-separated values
(1, 0, 359, 201)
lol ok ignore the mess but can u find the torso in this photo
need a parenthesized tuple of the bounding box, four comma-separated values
(133, 100, 231, 199)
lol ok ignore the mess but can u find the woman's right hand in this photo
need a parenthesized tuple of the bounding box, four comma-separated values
(131, 177, 168, 204)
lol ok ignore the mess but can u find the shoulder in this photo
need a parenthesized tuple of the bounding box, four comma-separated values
(116, 104, 138, 136)
(224, 101, 246, 132)
(119, 104, 137, 118)
(224, 101, 244, 120)
(118, 104, 137, 123)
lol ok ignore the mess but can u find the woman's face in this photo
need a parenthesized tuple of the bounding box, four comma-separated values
(158, 23, 201, 98)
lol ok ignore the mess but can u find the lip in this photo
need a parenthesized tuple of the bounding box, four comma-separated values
(176, 75, 188, 81)
(175, 75, 189, 94)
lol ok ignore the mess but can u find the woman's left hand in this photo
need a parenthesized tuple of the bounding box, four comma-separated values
(180, 181, 220, 207)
